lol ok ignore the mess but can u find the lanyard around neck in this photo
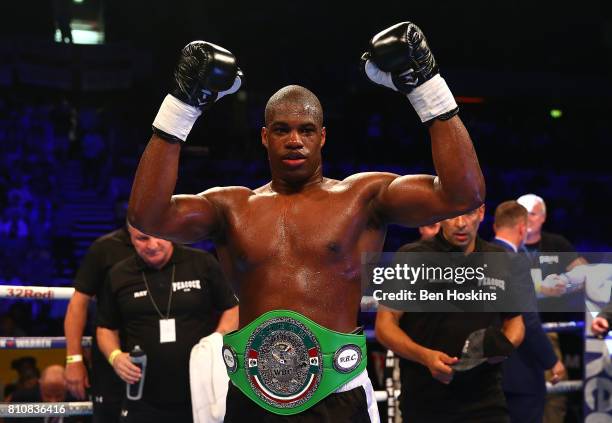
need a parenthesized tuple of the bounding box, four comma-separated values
(141, 264, 175, 319)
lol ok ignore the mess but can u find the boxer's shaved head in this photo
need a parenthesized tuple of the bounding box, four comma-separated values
(265, 85, 323, 127)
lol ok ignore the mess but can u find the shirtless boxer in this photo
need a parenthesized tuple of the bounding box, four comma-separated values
(128, 22, 485, 422)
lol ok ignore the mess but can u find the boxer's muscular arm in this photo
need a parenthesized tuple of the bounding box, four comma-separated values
(363, 23, 485, 226)
(374, 116, 485, 226)
(129, 42, 241, 243)
(129, 135, 221, 243)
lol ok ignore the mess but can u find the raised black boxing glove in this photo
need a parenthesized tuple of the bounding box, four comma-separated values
(153, 41, 242, 142)
(362, 22, 458, 123)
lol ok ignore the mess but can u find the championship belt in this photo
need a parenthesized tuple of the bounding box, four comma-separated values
(222, 310, 367, 415)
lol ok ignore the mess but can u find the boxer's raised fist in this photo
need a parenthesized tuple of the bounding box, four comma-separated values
(153, 41, 242, 142)
(171, 41, 242, 110)
(362, 22, 458, 123)
(363, 22, 437, 94)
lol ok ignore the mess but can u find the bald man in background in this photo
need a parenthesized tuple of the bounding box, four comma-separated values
(8, 364, 85, 423)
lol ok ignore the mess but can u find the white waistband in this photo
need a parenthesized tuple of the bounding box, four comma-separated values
(334, 369, 380, 423)
(335, 369, 369, 393)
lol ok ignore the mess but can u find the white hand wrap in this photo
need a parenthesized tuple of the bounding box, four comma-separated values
(406, 74, 457, 123)
(152, 75, 242, 142)
(364, 60, 457, 123)
(152, 95, 202, 142)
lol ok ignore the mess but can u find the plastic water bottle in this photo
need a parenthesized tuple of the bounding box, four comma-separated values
(127, 345, 147, 400)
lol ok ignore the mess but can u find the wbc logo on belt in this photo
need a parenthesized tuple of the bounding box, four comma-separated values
(222, 345, 238, 374)
(333, 344, 362, 373)
(244, 317, 322, 409)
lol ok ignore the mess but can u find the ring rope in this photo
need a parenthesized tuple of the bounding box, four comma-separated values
(0, 285, 74, 300)
(1, 324, 584, 350)
(541, 321, 585, 332)
(0, 285, 591, 333)
(0, 402, 92, 417)
(0, 337, 92, 349)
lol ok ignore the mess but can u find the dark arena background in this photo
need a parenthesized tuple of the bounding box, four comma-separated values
(0, 0, 611, 422)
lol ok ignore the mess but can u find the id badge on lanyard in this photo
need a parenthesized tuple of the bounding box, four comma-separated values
(159, 318, 176, 343)
(142, 264, 178, 344)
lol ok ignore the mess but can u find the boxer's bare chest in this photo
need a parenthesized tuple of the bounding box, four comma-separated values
(221, 181, 383, 270)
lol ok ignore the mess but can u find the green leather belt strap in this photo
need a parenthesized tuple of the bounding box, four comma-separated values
(222, 310, 367, 415)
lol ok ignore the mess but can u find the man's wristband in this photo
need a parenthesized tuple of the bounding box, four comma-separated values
(108, 349, 122, 366)
(66, 354, 83, 364)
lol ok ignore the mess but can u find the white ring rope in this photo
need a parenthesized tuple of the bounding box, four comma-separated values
(0, 285, 74, 300)
(545, 380, 583, 394)
(0, 336, 91, 349)
(0, 402, 92, 417)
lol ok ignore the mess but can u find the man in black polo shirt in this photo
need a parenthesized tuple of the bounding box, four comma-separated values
(96, 225, 239, 423)
(375, 205, 524, 422)
(64, 226, 134, 423)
